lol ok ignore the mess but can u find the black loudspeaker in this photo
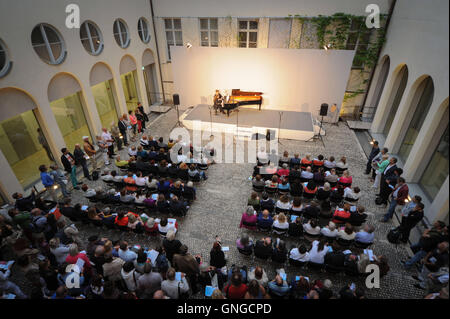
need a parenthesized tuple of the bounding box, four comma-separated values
(266, 129, 276, 141)
(173, 94, 180, 106)
(320, 103, 329, 116)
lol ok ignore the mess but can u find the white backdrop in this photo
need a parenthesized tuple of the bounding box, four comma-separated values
(171, 47, 355, 122)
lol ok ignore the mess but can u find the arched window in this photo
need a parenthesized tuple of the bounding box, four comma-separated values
(80, 21, 103, 55)
(138, 18, 151, 43)
(113, 19, 130, 48)
(0, 39, 12, 78)
(383, 65, 408, 136)
(31, 23, 66, 64)
(367, 56, 390, 120)
(398, 76, 434, 162)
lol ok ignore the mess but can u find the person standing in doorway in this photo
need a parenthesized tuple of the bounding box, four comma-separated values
(101, 128, 115, 159)
(74, 144, 91, 181)
(60, 148, 81, 190)
(83, 136, 97, 171)
(37, 128, 54, 162)
(137, 102, 148, 130)
(365, 141, 379, 175)
(128, 110, 138, 141)
(118, 115, 129, 147)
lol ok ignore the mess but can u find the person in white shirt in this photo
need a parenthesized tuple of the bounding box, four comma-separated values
(308, 239, 328, 264)
(344, 187, 361, 200)
(301, 166, 314, 180)
(135, 172, 148, 187)
(134, 190, 146, 204)
(111, 171, 124, 183)
(272, 213, 289, 232)
(101, 170, 113, 181)
(158, 217, 177, 235)
(289, 244, 310, 262)
(101, 128, 114, 159)
(257, 147, 269, 165)
(303, 219, 321, 235)
(291, 197, 303, 213)
(128, 146, 138, 157)
(337, 224, 356, 240)
(321, 221, 338, 238)
(324, 156, 336, 170)
(336, 156, 348, 170)
(276, 195, 292, 210)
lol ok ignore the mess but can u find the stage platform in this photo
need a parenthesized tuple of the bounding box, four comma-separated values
(181, 104, 320, 141)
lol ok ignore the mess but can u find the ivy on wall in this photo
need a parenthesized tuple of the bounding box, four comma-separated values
(286, 13, 387, 103)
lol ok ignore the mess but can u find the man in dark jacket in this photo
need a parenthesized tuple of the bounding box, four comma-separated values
(377, 157, 398, 204)
(398, 203, 425, 243)
(13, 190, 36, 212)
(137, 102, 148, 130)
(73, 144, 91, 180)
(118, 115, 129, 146)
(365, 140, 380, 174)
(253, 237, 273, 259)
(60, 148, 80, 189)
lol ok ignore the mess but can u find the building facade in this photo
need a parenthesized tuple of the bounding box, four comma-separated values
(366, 0, 449, 224)
(0, 0, 447, 225)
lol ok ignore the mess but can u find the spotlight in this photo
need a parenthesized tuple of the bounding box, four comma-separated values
(324, 43, 332, 50)
(186, 42, 192, 49)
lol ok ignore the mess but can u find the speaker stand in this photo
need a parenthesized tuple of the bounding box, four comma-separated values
(277, 111, 285, 146)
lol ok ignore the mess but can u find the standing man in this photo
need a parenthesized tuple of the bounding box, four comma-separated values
(365, 141, 380, 175)
(101, 128, 115, 159)
(381, 177, 409, 222)
(37, 128, 54, 162)
(60, 148, 81, 190)
(118, 114, 129, 147)
(39, 164, 58, 202)
(96, 135, 110, 166)
(137, 102, 148, 131)
(378, 157, 399, 204)
(398, 202, 425, 243)
(73, 144, 91, 180)
(49, 164, 70, 198)
(83, 136, 97, 171)
(370, 147, 388, 182)
(110, 122, 123, 151)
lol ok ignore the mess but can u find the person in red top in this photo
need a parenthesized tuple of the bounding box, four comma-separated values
(65, 243, 92, 276)
(338, 170, 353, 188)
(301, 154, 313, 170)
(224, 271, 248, 299)
(331, 203, 351, 224)
(115, 211, 129, 227)
(312, 155, 324, 171)
(277, 163, 290, 178)
(124, 172, 137, 192)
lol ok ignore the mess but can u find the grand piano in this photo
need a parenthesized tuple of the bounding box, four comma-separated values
(222, 89, 263, 116)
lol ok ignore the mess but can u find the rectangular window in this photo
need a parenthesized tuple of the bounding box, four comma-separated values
(0, 110, 53, 188)
(199, 18, 218, 47)
(346, 19, 361, 50)
(238, 19, 258, 48)
(419, 125, 449, 200)
(164, 18, 183, 60)
(50, 92, 92, 152)
(352, 30, 372, 68)
(91, 80, 119, 130)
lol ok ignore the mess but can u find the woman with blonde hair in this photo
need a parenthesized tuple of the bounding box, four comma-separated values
(273, 212, 289, 234)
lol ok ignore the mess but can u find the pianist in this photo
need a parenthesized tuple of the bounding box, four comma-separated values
(213, 90, 223, 114)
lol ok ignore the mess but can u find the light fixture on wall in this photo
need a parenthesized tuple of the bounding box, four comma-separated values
(186, 42, 192, 49)
(324, 43, 332, 50)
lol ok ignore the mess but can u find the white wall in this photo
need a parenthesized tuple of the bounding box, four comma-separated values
(153, 0, 390, 17)
(368, 0, 449, 223)
(171, 47, 354, 118)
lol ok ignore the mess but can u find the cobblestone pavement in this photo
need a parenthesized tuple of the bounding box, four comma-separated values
(9, 108, 425, 299)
